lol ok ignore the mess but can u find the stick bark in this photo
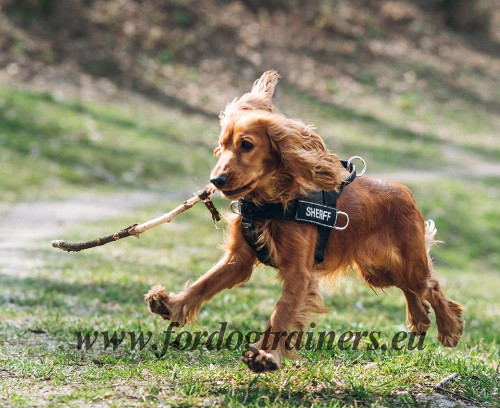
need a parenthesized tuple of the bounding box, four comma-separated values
(52, 184, 220, 252)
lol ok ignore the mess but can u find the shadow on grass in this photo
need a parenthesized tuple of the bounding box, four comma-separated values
(282, 80, 499, 165)
(0, 87, 214, 191)
(0, 273, 151, 309)
(411, 63, 500, 115)
(281, 79, 441, 144)
(12, 89, 216, 149)
(303, 39, 500, 116)
(124, 75, 216, 120)
(225, 384, 374, 407)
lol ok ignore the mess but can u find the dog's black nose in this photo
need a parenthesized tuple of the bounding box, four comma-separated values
(210, 174, 227, 188)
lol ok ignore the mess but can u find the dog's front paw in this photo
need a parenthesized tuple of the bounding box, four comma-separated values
(145, 285, 172, 320)
(241, 347, 280, 373)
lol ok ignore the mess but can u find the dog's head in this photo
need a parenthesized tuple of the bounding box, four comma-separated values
(211, 71, 343, 202)
(210, 110, 343, 203)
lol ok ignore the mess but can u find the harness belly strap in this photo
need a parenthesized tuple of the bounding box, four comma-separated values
(239, 159, 357, 267)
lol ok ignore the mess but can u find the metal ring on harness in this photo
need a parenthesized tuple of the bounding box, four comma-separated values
(334, 211, 349, 230)
(347, 156, 367, 177)
(230, 200, 242, 214)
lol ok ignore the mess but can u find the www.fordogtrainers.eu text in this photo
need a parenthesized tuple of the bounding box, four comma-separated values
(75, 322, 426, 358)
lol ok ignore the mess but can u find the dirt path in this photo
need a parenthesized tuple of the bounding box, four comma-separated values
(0, 190, 184, 275)
(2, 147, 499, 251)
(1, 144, 498, 275)
(0, 190, 184, 249)
(375, 143, 500, 183)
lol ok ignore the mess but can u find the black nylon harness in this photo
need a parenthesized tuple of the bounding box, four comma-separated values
(237, 160, 358, 267)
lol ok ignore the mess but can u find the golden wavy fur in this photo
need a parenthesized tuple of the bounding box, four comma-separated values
(146, 71, 464, 373)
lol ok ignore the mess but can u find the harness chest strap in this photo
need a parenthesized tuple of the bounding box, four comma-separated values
(238, 159, 359, 267)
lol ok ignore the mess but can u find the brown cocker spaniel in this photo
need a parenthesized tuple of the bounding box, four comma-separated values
(146, 71, 464, 372)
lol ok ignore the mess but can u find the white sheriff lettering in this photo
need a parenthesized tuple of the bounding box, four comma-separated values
(305, 206, 332, 221)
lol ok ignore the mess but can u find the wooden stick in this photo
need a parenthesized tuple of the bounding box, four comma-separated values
(52, 184, 220, 253)
(435, 372, 459, 389)
(434, 373, 480, 404)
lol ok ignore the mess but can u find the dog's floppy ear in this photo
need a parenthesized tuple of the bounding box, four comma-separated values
(264, 116, 343, 198)
(220, 70, 281, 128)
(250, 70, 281, 100)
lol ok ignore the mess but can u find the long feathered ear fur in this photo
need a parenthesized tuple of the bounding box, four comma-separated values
(250, 70, 281, 98)
(220, 70, 281, 129)
(264, 114, 343, 202)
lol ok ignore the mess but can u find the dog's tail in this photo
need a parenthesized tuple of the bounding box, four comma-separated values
(424, 220, 443, 273)
(424, 220, 441, 253)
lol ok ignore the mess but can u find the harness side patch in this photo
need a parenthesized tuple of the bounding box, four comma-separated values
(295, 200, 337, 229)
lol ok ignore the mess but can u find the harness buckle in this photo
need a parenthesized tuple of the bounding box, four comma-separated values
(230, 200, 241, 215)
(334, 211, 349, 230)
(347, 156, 367, 177)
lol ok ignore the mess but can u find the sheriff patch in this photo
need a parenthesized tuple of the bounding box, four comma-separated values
(295, 200, 338, 228)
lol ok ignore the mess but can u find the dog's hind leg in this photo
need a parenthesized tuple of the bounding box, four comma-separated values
(354, 234, 436, 341)
(423, 274, 464, 347)
(398, 257, 463, 346)
(421, 221, 464, 347)
(358, 262, 432, 336)
(403, 290, 431, 335)
(401, 248, 464, 345)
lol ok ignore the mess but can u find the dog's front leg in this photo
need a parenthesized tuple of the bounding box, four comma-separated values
(145, 238, 256, 326)
(242, 265, 312, 373)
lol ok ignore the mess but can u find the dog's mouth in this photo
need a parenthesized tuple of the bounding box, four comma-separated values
(221, 179, 257, 198)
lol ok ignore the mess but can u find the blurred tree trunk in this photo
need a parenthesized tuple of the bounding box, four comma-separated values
(442, 0, 493, 33)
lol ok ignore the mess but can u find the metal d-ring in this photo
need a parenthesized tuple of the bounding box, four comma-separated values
(230, 200, 241, 215)
(334, 211, 350, 230)
(347, 156, 367, 177)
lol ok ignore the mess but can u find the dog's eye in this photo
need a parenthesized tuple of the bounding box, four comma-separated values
(241, 140, 254, 152)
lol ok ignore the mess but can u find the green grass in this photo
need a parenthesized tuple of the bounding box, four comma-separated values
(0, 85, 217, 201)
(1, 198, 499, 407)
(0, 82, 499, 406)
